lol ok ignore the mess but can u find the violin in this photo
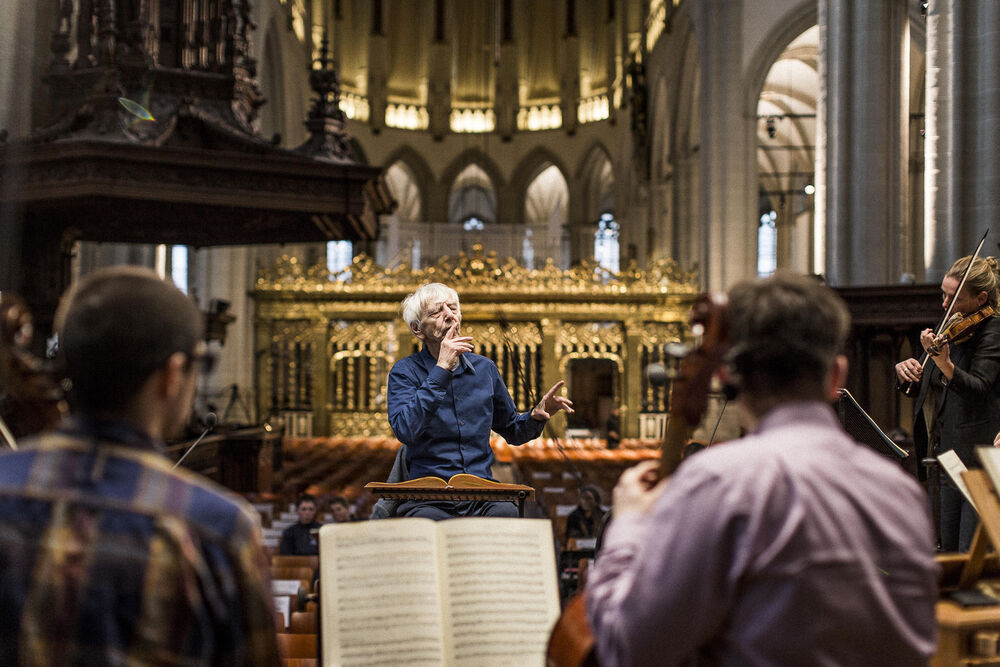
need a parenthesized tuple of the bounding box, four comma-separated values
(545, 293, 730, 667)
(0, 293, 67, 447)
(927, 304, 995, 356)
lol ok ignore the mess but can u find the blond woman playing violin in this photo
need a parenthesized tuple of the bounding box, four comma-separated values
(895, 255, 1000, 552)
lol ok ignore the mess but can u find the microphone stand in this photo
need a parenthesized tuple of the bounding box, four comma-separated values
(173, 413, 217, 469)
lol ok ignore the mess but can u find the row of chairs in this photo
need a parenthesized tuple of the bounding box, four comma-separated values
(274, 552, 320, 663)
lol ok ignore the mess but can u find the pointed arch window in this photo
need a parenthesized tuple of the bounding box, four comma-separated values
(758, 210, 777, 277)
(595, 213, 620, 274)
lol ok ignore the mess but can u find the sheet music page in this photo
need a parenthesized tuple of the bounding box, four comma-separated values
(977, 447, 1000, 507)
(319, 520, 446, 666)
(939, 450, 977, 511)
(438, 518, 560, 667)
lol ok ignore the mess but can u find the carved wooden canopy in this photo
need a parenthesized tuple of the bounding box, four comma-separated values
(1, 0, 392, 249)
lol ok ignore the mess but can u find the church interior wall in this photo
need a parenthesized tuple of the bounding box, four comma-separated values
(3, 0, 992, 448)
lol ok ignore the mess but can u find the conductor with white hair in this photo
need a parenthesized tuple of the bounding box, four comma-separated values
(387, 283, 574, 519)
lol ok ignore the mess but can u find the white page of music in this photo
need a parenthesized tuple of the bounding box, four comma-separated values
(320, 520, 446, 666)
(939, 449, 977, 511)
(437, 518, 560, 667)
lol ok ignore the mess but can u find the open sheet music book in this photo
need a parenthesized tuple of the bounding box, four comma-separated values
(319, 518, 560, 667)
(366, 473, 517, 490)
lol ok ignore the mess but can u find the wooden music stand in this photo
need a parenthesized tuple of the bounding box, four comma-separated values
(933, 468, 1000, 665)
(365, 475, 535, 517)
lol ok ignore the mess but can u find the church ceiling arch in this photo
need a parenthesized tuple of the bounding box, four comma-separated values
(382, 145, 433, 193)
(385, 162, 423, 223)
(524, 164, 569, 231)
(510, 146, 570, 202)
(440, 148, 506, 193)
(448, 164, 497, 226)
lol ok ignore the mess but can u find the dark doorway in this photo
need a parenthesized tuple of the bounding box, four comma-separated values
(567, 358, 618, 431)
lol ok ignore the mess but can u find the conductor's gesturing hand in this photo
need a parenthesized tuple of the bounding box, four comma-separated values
(530, 380, 575, 421)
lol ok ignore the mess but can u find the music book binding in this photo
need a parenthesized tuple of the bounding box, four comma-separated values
(319, 517, 560, 666)
(366, 473, 522, 490)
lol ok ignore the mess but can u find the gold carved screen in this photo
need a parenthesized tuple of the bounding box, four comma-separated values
(254, 246, 698, 438)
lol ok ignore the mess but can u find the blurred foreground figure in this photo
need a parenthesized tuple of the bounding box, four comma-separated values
(0, 267, 279, 666)
(587, 272, 938, 667)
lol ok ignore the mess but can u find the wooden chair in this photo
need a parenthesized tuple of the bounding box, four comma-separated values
(272, 555, 319, 570)
(289, 610, 317, 634)
(271, 566, 317, 587)
(276, 633, 318, 660)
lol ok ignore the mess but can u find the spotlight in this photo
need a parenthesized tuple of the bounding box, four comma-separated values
(804, 184, 815, 195)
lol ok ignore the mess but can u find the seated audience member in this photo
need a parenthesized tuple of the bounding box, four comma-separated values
(280, 493, 323, 555)
(330, 495, 355, 522)
(564, 485, 605, 544)
(0, 266, 278, 665)
(586, 272, 939, 666)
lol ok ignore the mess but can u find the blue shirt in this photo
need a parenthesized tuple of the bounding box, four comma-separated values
(386, 347, 545, 480)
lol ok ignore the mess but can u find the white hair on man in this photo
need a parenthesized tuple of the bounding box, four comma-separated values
(400, 283, 460, 329)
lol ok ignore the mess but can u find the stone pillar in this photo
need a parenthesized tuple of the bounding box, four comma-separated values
(560, 0, 580, 135)
(819, 0, 910, 286)
(366, 1, 387, 134)
(690, 0, 755, 290)
(495, 0, 518, 141)
(925, 0, 1000, 277)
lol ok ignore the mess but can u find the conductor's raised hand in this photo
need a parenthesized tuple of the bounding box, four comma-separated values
(530, 380, 575, 421)
(436, 323, 473, 371)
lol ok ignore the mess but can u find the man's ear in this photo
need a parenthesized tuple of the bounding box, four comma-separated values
(827, 354, 848, 402)
(159, 351, 189, 400)
(409, 321, 425, 341)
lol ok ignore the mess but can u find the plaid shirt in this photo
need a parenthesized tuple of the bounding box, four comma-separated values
(0, 418, 280, 666)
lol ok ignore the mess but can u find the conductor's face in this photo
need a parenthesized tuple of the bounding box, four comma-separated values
(415, 298, 461, 344)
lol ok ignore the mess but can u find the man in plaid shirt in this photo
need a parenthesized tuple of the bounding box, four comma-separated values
(0, 267, 279, 665)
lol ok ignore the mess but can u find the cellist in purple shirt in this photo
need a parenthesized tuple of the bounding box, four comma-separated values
(587, 272, 938, 666)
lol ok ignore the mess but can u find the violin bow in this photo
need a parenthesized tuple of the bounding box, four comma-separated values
(0, 415, 17, 450)
(908, 228, 989, 391)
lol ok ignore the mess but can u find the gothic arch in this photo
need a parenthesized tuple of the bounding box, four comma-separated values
(382, 145, 434, 221)
(576, 143, 615, 222)
(508, 147, 571, 225)
(743, 2, 817, 120)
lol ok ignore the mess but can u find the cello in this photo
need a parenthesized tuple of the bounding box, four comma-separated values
(546, 293, 730, 666)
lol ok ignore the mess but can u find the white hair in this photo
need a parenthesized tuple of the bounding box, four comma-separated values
(400, 283, 460, 329)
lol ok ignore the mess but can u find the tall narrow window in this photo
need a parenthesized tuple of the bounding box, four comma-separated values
(594, 213, 620, 274)
(171, 246, 189, 294)
(758, 211, 777, 277)
(327, 240, 354, 278)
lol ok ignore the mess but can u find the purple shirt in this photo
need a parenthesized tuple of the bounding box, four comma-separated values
(587, 402, 938, 667)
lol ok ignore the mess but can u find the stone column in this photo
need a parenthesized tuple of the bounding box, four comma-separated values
(690, 0, 755, 290)
(366, 0, 387, 134)
(560, 0, 580, 135)
(818, 0, 910, 286)
(924, 0, 1000, 277)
